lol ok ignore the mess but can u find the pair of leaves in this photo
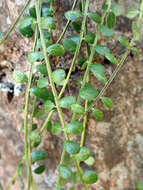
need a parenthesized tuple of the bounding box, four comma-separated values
(95, 45, 118, 65)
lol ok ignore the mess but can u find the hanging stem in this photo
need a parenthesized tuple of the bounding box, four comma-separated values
(56, 0, 78, 43)
(78, 0, 143, 121)
(24, 25, 38, 190)
(0, 0, 31, 45)
(35, 0, 69, 140)
(40, 0, 90, 134)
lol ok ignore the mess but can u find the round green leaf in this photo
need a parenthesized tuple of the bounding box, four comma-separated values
(78, 58, 87, 67)
(89, 63, 106, 74)
(44, 100, 55, 112)
(32, 123, 37, 131)
(36, 64, 48, 76)
(71, 104, 84, 114)
(58, 165, 72, 180)
(72, 22, 82, 33)
(105, 53, 118, 65)
(111, 3, 123, 16)
(102, 97, 113, 109)
(132, 47, 139, 56)
(47, 44, 65, 56)
(95, 45, 110, 56)
(29, 7, 37, 18)
(101, 25, 114, 37)
(136, 183, 143, 190)
(34, 165, 45, 174)
(132, 21, 141, 41)
(88, 12, 101, 23)
(46, 121, 52, 131)
(89, 64, 107, 83)
(80, 83, 98, 101)
(13, 70, 28, 83)
(58, 177, 69, 186)
(41, 3, 53, 17)
(59, 96, 76, 108)
(55, 188, 65, 190)
(68, 36, 79, 44)
(75, 147, 90, 161)
(30, 86, 54, 101)
(83, 170, 98, 184)
(31, 150, 46, 162)
(84, 156, 95, 166)
(52, 122, 62, 134)
(27, 51, 44, 63)
(30, 131, 41, 148)
(118, 36, 129, 48)
(37, 77, 49, 88)
(106, 12, 116, 28)
(65, 10, 82, 21)
(126, 8, 139, 19)
(40, 17, 56, 30)
(85, 33, 95, 44)
(18, 16, 34, 38)
(52, 69, 66, 84)
(64, 141, 80, 154)
(17, 163, 23, 177)
(92, 109, 103, 120)
(63, 38, 77, 53)
(66, 121, 83, 134)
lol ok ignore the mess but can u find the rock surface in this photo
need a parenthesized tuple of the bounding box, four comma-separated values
(0, 0, 143, 190)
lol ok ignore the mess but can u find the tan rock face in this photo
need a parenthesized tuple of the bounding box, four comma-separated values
(0, 0, 143, 190)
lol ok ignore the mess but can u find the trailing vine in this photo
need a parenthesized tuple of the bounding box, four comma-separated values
(0, 0, 143, 189)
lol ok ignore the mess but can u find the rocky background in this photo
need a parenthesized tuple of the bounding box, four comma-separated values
(0, 0, 143, 190)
